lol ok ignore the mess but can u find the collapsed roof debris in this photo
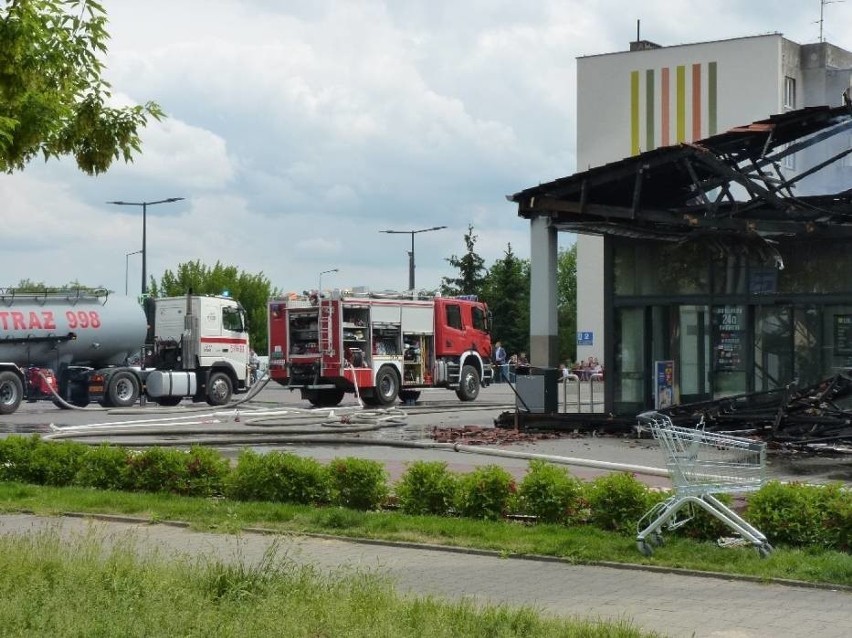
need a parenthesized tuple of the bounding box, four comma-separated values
(657, 373, 852, 451)
(493, 374, 852, 452)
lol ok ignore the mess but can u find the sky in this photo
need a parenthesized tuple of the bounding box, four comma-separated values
(3, 0, 852, 297)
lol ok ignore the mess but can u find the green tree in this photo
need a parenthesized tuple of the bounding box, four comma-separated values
(10, 279, 105, 293)
(557, 243, 577, 364)
(149, 261, 278, 353)
(440, 224, 487, 296)
(481, 243, 529, 356)
(0, 0, 163, 174)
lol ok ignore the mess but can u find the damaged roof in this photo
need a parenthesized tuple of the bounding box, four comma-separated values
(509, 105, 852, 241)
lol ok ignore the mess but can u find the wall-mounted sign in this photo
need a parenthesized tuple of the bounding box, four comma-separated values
(834, 314, 852, 356)
(655, 360, 675, 409)
(577, 331, 594, 346)
(713, 305, 744, 371)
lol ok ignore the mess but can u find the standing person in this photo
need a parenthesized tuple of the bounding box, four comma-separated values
(493, 341, 507, 383)
(249, 349, 260, 384)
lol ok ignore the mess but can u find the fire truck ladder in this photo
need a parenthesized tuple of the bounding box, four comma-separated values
(318, 298, 334, 355)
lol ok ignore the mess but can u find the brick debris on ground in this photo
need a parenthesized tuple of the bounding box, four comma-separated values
(429, 425, 580, 445)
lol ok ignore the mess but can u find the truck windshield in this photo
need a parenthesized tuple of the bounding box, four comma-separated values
(472, 306, 488, 332)
(222, 306, 244, 332)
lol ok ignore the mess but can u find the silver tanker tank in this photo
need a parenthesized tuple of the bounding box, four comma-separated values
(0, 289, 147, 369)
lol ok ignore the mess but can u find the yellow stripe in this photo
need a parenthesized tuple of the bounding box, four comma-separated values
(676, 65, 685, 143)
(631, 70, 640, 155)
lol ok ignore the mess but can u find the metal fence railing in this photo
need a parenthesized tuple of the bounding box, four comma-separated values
(561, 374, 605, 413)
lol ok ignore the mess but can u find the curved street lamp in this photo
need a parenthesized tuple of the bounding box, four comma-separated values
(107, 198, 185, 294)
(319, 268, 338, 292)
(379, 225, 447, 290)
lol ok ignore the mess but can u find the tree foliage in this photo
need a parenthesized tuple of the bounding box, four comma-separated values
(481, 243, 529, 357)
(557, 243, 578, 364)
(0, 0, 163, 174)
(149, 261, 279, 353)
(438, 227, 578, 366)
(8, 278, 105, 294)
(440, 224, 487, 296)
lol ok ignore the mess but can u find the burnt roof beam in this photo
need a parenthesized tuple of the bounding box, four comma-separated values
(519, 196, 842, 235)
(692, 151, 791, 213)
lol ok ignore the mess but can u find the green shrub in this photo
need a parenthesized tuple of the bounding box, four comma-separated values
(327, 457, 389, 510)
(125, 447, 189, 494)
(184, 445, 231, 497)
(658, 492, 735, 542)
(395, 461, 458, 516)
(0, 435, 42, 483)
(516, 460, 584, 524)
(74, 444, 132, 491)
(225, 450, 331, 505)
(747, 481, 852, 550)
(0, 436, 87, 487)
(455, 465, 515, 520)
(585, 472, 652, 535)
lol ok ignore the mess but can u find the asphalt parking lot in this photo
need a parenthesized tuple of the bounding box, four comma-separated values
(2, 380, 850, 487)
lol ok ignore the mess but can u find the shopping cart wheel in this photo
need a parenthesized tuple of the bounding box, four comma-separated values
(648, 532, 664, 547)
(636, 539, 654, 557)
(757, 543, 773, 559)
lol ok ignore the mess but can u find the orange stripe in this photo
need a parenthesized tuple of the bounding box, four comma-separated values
(661, 67, 670, 146)
(692, 63, 701, 140)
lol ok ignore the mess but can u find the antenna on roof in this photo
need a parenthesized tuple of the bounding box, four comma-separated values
(819, 0, 845, 43)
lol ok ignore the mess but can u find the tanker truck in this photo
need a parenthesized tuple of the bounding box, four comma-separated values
(0, 288, 253, 414)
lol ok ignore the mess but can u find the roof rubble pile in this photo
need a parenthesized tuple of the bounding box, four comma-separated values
(657, 373, 852, 451)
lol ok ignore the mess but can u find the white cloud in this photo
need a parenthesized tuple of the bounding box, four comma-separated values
(2, 0, 851, 295)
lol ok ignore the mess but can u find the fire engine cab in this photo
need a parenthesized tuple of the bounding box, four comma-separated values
(267, 289, 493, 406)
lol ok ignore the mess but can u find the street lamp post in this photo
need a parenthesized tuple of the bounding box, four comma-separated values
(380, 226, 447, 290)
(125, 250, 142, 295)
(107, 198, 185, 295)
(319, 268, 338, 292)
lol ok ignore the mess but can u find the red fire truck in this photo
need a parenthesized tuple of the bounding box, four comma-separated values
(267, 289, 494, 406)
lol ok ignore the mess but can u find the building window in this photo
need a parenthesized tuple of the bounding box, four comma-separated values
(784, 76, 796, 110)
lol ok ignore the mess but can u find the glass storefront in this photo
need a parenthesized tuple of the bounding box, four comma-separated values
(609, 237, 852, 414)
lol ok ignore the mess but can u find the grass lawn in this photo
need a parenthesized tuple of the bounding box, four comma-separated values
(0, 481, 849, 588)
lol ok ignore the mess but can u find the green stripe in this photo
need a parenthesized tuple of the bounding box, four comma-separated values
(676, 65, 686, 143)
(631, 70, 640, 155)
(708, 62, 717, 135)
(645, 69, 655, 151)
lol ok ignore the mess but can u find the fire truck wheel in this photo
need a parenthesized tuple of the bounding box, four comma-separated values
(107, 371, 141, 408)
(374, 366, 400, 406)
(206, 372, 233, 406)
(456, 364, 480, 402)
(0, 371, 23, 415)
(307, 389, 345, 407)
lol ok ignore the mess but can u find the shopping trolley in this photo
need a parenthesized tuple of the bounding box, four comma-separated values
(635, 411, 773, 557)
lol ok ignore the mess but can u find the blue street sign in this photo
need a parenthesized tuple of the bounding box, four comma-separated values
(576, 331, 594, 346)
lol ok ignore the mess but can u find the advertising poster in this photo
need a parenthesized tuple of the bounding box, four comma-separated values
(713, 305, 744, 371)
(654, 360, 675, 409)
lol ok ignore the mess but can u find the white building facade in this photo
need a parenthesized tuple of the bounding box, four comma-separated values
(574, 34, 852, 366)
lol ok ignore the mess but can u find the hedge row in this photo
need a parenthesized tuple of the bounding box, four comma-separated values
(0, 436, 848, 551)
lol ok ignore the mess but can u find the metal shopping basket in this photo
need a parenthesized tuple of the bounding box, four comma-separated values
(635, 411, 773, 557)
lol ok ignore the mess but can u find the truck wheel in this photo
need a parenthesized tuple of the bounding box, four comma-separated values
(0, 371, 23, 415)
(373, 366, 399, 406)
(307, 389, 345, 407)
(107, 371, 140, 408)
(456, 364, 480, 402)
(156, 397, 183, 407)
(206, 372, 233, 406)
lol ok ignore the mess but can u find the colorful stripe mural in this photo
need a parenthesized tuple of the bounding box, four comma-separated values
(631, 61, 717, 155)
